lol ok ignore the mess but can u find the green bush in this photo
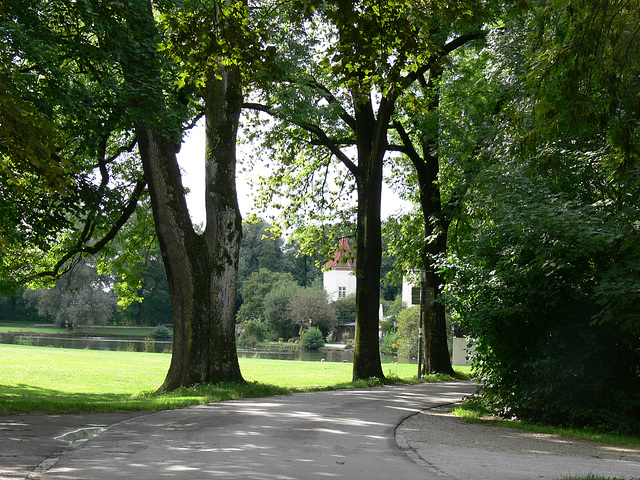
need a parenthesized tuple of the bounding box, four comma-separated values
(380, 332, 398, 355)
(240, 318, 268, 342)
(17, 336, 34, 346)
(263, 280, 300, 340)
(237, 330, 257, 348)
(332, 295, 356, 324)
(446, 173, 640, 434)
(302, 327, 324, 350)
(151, 325, 171, 339)
(396, 307, 419, 359)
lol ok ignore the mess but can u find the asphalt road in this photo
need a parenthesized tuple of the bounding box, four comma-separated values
(4, 381, 475, 480)
(3, 381, 639, 480)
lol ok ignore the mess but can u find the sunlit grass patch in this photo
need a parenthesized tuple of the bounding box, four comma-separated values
(1, 344, 463, 414)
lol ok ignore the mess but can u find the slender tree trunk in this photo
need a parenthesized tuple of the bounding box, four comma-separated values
(136, 299, 144, 325)
(417, 143, 455, 376)
(10, 294, 16, 321)
(394, 63, 455, 376)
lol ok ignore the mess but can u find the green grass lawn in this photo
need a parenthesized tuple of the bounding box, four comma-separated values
(0, 344, 460, 414)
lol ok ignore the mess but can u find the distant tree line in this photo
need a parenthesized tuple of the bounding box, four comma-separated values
(1, 219, 400, 338)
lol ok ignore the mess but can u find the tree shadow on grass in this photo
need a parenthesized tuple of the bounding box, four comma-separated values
(0, 382, 293, 415)
(0, 383, 145, 415)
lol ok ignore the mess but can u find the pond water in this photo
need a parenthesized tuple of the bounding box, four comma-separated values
(0, 334, 413, 364)
(1, 334, 173, 353)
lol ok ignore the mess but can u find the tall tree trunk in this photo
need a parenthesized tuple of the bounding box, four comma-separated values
(125, 1, 244, 392)
(417, 142, 455, 376)
(353, 167, 385, 381)
(137, 112, 243, 392)
(417, 67, 455, 376)
(351, 98, 392, 381)
(201, 64, 244, 385)
(394, 71, 455, 376)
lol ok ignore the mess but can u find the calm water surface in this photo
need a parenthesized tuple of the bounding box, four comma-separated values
(1, 334, 412, 364)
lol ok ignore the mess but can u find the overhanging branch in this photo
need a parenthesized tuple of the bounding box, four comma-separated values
(37, 178, 147, 280)
(243, 102, 359, 176)
(401, 29, 489, 90)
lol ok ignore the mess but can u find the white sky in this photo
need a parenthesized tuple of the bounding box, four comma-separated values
(176, 120, 411, 226)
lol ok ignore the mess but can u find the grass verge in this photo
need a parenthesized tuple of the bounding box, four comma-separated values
(452, 400, 640, 448)
(2, 344, 466, 414)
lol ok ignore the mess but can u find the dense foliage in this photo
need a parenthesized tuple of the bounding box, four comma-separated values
(443, 1, 640, 433)
(447, 163, 640, 433)
(395, 307, 419, 359)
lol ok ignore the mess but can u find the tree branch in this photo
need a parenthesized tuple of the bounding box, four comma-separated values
(392, 121, 424, 168)
(401, 29, 489, 90)
(305, 79, 357, 130)
(243, 102, 359, 177)
(37, 178, 147, 279)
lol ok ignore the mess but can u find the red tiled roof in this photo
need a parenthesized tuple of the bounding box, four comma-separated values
(324, 237, 356, 269)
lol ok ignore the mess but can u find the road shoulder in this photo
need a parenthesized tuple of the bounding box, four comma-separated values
(397, 405, 640, 480)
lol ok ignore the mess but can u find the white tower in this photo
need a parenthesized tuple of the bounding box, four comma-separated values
(323, 237, 356, 302)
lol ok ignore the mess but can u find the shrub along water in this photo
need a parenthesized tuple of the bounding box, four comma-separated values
(301, 327, 324, 350)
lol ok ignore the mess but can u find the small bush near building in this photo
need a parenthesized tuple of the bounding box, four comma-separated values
(152, 325, 171, 339)
(396, 307, 419, 359)
(302, 327, 324, 350)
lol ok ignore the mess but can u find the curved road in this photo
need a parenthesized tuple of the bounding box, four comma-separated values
(36, 381, 475, 479)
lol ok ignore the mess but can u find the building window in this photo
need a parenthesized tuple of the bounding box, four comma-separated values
(338, 286, 347, 299)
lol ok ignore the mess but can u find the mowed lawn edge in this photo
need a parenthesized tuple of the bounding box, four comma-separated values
(1, 344, 464, 414)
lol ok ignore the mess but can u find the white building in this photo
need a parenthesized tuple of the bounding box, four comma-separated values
(323, 237, 356, 302)
(401, 273, 425, 308)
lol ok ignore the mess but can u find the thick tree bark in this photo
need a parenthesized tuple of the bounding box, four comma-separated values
(200, 64, 245, 386)
(351, 98, 391, 381)
(353, 171, 385, 381)
(417, 68, 456, 376)
(120, 0, 244, 392)
(394, 98, 454, 376)
(122, 5, 243, 392)
(137, 111, 244, 392)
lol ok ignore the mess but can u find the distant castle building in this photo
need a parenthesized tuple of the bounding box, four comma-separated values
(323, 237, 356, 302)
